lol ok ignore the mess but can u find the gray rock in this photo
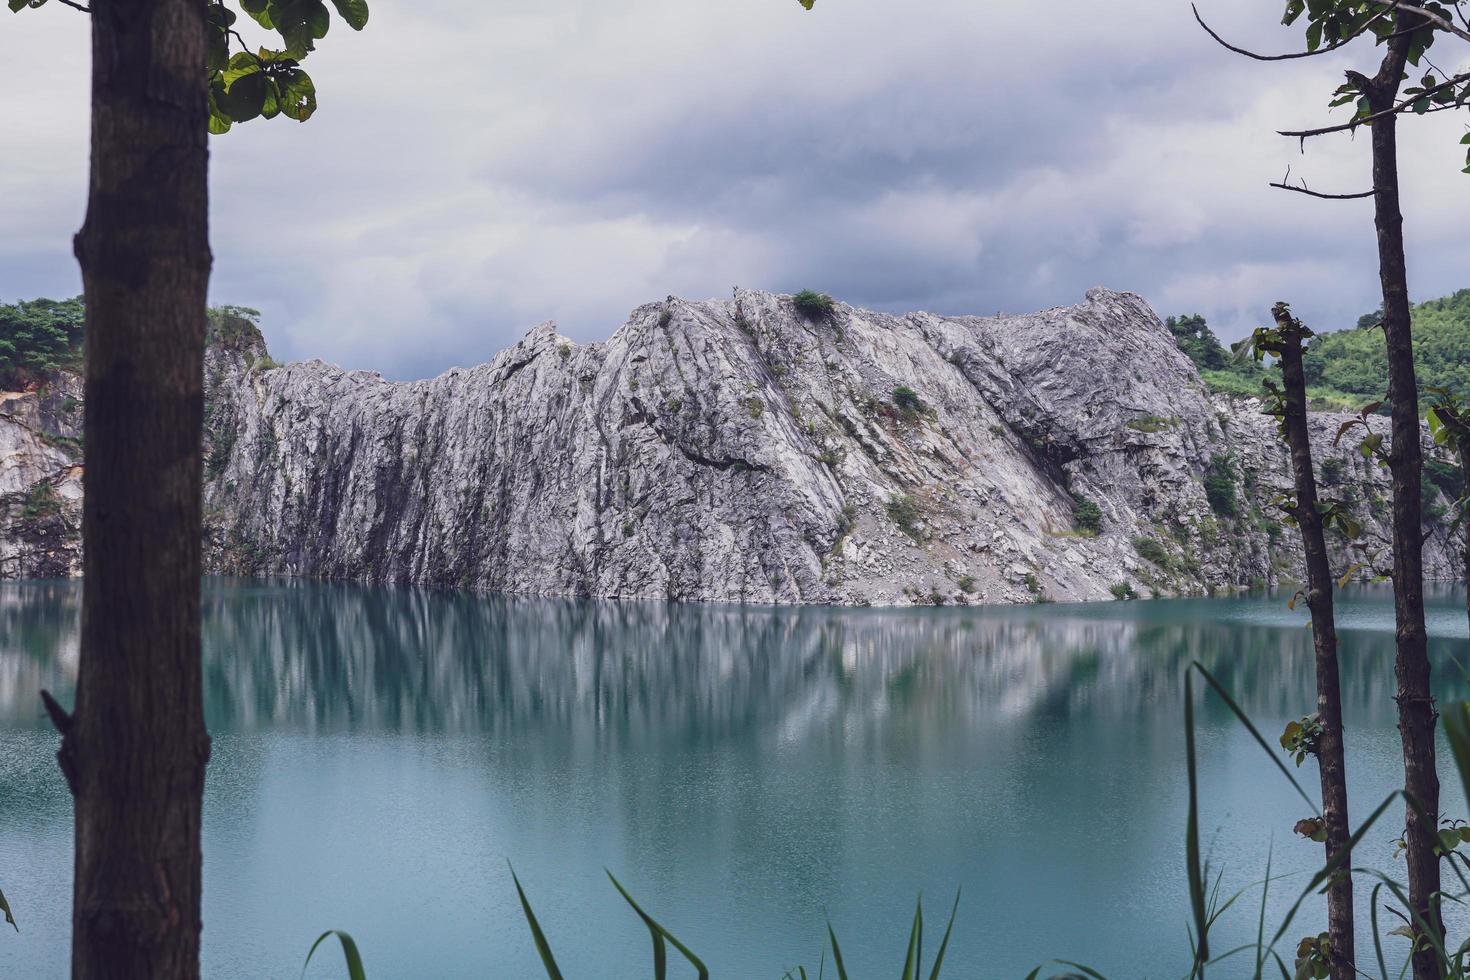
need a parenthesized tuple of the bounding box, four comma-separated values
(2, 287, 1461, 604)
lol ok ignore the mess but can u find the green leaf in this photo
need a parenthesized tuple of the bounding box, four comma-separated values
(308, 0, 329, 37)
(208, 25, 230, 72)
(797, 0, 815, 7)
(259, 76, 282, 120)
(606, 871, 709, 980)
(329, 0, 368, 30)
(300, 930, 365, 980)
(208, 79, 234, 134)
(268, 0, 317, 57)
(241, 0, 273, 28)
(221, 70, 269, 123)
(1443, 702, 1470, 821)
(510, 868, 565, 980)
(223, 51, 263, 87)
(278, 68, 317, 122)
(927, 890, 960, 980)
(826, 921, 849, 980)
(900, 898, 923, 980)
(0, 887, 16, 932)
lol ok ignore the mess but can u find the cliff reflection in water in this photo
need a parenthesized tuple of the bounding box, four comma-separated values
(2, 578, 1466, 738)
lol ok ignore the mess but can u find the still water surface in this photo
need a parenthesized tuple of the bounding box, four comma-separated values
(1, 580, 1469, 978)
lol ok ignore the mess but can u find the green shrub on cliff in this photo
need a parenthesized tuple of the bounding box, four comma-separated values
(792, 290, 835, 319)
(1203, 453, 1238, 518)
(1071, 493, 1103, 535)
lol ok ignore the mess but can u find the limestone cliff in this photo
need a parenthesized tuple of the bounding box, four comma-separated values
(2, 288, 1461, 603)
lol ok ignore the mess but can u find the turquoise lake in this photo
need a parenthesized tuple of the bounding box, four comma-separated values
(2, 580, 1469, 978)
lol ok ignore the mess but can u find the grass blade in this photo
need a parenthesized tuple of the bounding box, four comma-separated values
(1369, 882, 1389, 980)
(1185, 670, 1210, 971)
(1267, 791, 1400, 951)
(927, 889, 961, 980)
(510, 867, 566, 980)
(1443, 700, 1470, 815)
(1253, 843, 1272, 980)
(1193, 664, 1316, 811)
(901, 896, 923, 980)
(827, 920, 850, 980)
(300, 930, 366, 980)
(606, 870, 709, 980)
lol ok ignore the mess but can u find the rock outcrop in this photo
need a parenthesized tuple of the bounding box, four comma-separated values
(1, 375, 83, 579)
(3, 287, 1461, 603)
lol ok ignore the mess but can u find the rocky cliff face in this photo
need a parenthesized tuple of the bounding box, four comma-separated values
(2, 287, 1461, 603)
(0, 375, 82, 579)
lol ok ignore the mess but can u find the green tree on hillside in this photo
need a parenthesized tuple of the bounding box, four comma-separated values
(0, 296, 84, 390)
(1304, 290, 1470, 397)
(1166, 314, 1229, 371)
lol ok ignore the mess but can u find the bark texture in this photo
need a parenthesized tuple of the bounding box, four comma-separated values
(58, 0, 213, 976)
(1365, 10, 1441, 974)
(1273, 307, 1354, 978)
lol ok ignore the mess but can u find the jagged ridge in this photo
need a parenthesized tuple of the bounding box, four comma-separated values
(3, 287, 1461, 602)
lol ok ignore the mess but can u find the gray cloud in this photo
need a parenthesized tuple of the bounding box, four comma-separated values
(3, 1, 1469, 380)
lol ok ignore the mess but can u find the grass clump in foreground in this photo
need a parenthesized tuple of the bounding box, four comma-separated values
(510, 867, 960, 980)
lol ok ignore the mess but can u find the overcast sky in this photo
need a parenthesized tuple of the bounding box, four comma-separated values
(4, 0, 1469, 380)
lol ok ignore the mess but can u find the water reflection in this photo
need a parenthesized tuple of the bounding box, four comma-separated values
(3, 581, 1469, 978)
(4, 581, 1468, 739)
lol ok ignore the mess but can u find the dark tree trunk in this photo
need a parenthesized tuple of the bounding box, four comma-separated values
(1272, 307, 1355, 978)
(54, 0, 213, 976)
(1363, 12, 1441, 975)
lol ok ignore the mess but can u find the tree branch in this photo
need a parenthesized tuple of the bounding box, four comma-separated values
(1270, 181, 1376, 200)
(1395, 0, 1470, 46)
(1191, 2, 1372, 60)
(1279, 67, 1470, 137)
(53, 0, 91, 11)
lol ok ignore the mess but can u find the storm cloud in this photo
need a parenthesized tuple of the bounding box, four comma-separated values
(3, 0, 1469, 379)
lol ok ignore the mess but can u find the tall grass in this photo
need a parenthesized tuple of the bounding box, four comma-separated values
(509, 867, 960, 980)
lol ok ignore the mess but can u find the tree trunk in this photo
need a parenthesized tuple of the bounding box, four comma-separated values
(1273, 306, 1355, 978)
(56, 0, 213, 976)
(1364, 13, 1441, 975)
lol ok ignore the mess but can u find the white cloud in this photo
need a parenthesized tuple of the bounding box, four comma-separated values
(3, 0, 1470, 378)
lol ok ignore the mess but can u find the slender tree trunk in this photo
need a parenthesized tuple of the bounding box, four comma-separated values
(1273, 306, 1355, 978)
(52, 0, 213, 976)
(1362, 13, 1441, 975)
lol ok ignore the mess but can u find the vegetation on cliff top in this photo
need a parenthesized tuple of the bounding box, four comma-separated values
(1172, 288, 1470, 410)
(0, 297, 84, 391)
(0, 299, 268, 391)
